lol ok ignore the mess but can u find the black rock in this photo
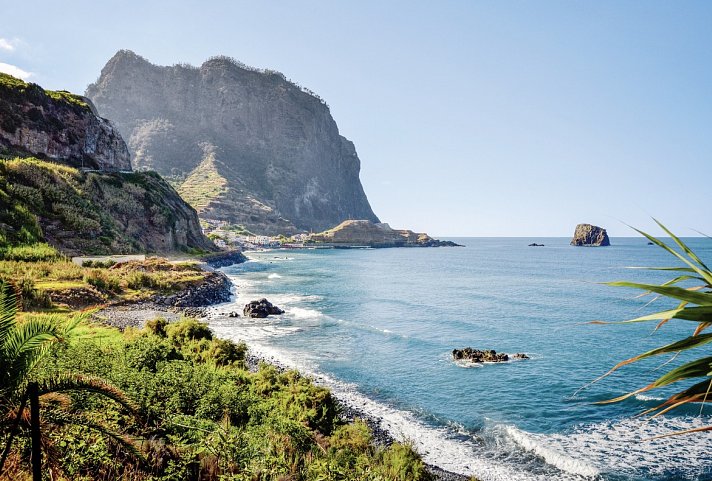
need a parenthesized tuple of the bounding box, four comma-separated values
(243, 298, 284, 318)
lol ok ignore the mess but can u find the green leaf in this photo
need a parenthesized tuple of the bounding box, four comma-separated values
(606, 281, 712, 306)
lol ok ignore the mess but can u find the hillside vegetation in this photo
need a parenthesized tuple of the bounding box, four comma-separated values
(0, 157, 215, 256)
(2, 316, 433, 481)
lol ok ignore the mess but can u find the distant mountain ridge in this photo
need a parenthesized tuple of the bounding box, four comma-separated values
(86, 50, 380, 234)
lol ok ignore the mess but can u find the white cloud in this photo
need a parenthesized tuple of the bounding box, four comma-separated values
(0, 38, 16, 51)
(0, 62, 32, 79)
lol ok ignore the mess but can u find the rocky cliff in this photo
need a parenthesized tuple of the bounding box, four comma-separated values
(571, 223, 610, 246)
(0, 73, 215, 255)
(310, 220, 459, 248)
(0, 73, 131, 171)
(85, 50, 380, 234)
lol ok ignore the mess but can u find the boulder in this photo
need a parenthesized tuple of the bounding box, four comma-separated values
(452, 348, 512, 363)
(528, 243, 544, 247)
(243, 298, 284, 318)
(570, 224, 610, 246)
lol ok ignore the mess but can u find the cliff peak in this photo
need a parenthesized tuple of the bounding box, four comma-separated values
(86, 51, 379, 234)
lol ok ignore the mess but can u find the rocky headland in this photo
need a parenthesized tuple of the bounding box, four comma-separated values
(309, 219, 461, 248)
(0, 72, 215, 255)
(0, 73, 130, 171)
(86, 50, 380, 234)
(571, 223, 610, 246)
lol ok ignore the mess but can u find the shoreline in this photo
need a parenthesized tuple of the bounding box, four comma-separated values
(92, 258, 470, 481)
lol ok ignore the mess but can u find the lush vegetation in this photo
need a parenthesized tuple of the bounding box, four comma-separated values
(1, 308, 433, 480)
(598, 221, 712, 435)
(0, 157, 209, 256)
(0, 257, 210, 311)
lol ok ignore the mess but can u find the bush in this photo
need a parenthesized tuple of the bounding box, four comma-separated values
(206, 338, 247, 366)
(83, 269, 121, 293)
(146, 317, 168, 337)
(166, 318, 213, 345)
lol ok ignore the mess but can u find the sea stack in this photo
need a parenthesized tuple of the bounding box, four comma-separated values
(571, 224, 610, 246)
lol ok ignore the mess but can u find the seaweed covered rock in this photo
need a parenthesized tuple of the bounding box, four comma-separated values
(452, 348, 529, 363)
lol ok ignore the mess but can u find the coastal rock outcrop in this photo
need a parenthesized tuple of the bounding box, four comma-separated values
(452, 348, 529, 363)
(156, 271, 232, 307)
(0, 72, 216, 255)
(570, 224, 610, 246)
(309, 220, 460, 248)
(243, 298, 284, 318)
(0, 73, 131, 171)
(86, 50, 380, 234)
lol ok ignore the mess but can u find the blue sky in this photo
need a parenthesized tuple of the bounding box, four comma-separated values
(1, 1, 711, 236)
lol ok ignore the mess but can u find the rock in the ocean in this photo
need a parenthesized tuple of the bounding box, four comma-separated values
(243, 298, 284, 318)
(528, 243, 545, 247)
(452, 348, 520, 363)
(570, 224, 610, 246)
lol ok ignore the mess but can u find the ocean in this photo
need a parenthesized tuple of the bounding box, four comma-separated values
(206, 237, 712, 481)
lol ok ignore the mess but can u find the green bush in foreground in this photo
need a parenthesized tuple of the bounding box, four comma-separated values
(3, 317, 433, 480)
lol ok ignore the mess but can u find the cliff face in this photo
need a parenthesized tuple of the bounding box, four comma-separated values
(0, 73, 131, 171)
(86, 50, 380, 234)
(0, 72, 215, 254)
(571, 223, 610, 246)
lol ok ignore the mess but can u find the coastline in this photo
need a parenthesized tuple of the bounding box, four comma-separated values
(92, 256, 470, 481)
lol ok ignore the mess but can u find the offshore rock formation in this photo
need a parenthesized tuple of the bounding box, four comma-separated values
(309, 220, 460, 248)
(243, 298, 284, 318)
(452, 348, 529, 363)
(571, 223, 610, 246)
(0, 73, 130, 171)
(86, 50, 380, 234)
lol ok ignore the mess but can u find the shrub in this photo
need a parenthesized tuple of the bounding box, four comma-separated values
(166, 318, 213, 346)
(146, 317, 168, 337)
(83, 269, 121, 293)
(206, 338, 247, 366)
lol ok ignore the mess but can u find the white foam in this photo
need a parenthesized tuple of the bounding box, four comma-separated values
(514, 416, 712, 479)
(267, 273, 283, 279)
(506, 426, 600, 477)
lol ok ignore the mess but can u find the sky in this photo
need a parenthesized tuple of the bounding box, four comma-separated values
(1, 1, 710, 237)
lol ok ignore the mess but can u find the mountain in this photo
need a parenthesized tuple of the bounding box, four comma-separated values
(0, 73, 215, 255)
(85, 50, 380, 234)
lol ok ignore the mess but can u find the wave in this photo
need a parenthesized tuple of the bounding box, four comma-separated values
(509, 416, 712, 480)
(268, 273, 282, 279)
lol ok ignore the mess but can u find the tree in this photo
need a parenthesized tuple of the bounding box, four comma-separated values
(0, 280, 143, 477)
(596, 220, 712, 435)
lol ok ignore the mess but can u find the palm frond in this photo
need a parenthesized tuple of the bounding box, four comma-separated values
(597, 221, 712, 433)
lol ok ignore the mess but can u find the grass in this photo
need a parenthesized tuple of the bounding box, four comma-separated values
(177, 151, 228, 212)
(0, 257, 212, 312)
(0, 72, 89, 110)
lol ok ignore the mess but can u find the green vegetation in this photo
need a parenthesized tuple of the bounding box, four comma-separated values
(0, 157, 206, 256)
(0, 72, 89, 110)
(598, 221, 712, 435)
(1, 309, 433, 480)
(0, 257, 211, 311)
(0, 281, 140, 479)
(178, 153, 227, 213)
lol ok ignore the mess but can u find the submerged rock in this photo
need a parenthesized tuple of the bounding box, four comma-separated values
(570, 224, 610, 246)
(243, 298, 284, 318)
(452, 348, 528, 363)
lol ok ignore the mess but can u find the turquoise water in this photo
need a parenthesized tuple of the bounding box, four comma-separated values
(208, 238, 712, 481)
